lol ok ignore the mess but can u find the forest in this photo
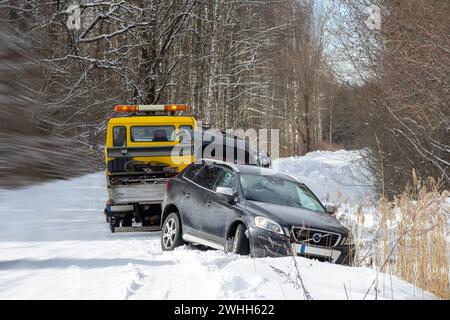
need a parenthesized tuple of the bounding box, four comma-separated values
(0, 0, 448, 197)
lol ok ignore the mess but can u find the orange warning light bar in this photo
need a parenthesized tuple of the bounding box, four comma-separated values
(114, 104, 190, 113)
(114, 105, 139, 113)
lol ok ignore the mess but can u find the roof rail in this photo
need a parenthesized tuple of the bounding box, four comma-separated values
(198, 158, 240, 173)
(282, 172, 302, 183)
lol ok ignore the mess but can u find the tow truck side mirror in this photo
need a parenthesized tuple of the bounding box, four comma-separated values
(88, 126, 97, 151)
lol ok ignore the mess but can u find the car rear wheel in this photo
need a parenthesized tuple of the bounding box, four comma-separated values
(161, 213, 184, 251)
(227, 224, 250, 255)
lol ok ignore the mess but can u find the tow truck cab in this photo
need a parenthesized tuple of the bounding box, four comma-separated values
(104, 104, 196, 232)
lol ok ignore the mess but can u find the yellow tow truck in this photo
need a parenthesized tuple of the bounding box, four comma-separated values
(104, 104, 197, 232)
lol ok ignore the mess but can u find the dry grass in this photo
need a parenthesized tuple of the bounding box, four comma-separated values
(336, 172, 449, 299)
(374, 175, 449, 299)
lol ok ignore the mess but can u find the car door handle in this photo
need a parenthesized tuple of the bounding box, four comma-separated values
(206, 201, 212, 207)
(183, 192, 190, 199)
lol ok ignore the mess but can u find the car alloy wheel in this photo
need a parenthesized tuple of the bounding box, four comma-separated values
(161, 212, 184, 251)
(162, 217, 177, 248)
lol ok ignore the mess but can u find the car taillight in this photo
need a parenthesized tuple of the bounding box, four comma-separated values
(166, 179, 172, 191)
(163, 166, 178, 178)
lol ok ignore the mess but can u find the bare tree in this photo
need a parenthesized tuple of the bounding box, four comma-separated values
(330, 0, 450, 195)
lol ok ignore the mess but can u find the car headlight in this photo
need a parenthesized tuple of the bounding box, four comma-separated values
(343, 232, 354, 245)
(255, 217, 285, 235)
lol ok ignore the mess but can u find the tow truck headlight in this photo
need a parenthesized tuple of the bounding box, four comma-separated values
(343, 232, 355, 245)
(255, 217, 285, 236)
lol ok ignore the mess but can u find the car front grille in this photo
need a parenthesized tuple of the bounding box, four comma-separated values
(291, 227, 341, 247)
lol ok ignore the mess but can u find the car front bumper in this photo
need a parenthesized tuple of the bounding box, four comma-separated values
(249, 227, 355, 266)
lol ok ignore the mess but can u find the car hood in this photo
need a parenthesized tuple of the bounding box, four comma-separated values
(245, 200, 348, 234)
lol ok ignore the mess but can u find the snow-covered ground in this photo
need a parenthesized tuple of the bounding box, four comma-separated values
(0, 151, 435, 300)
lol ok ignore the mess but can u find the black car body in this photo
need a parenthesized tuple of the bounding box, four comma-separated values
(161, 159, 355, 265)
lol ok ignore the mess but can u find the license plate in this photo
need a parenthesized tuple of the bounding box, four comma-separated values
(292, 243, 333, 258)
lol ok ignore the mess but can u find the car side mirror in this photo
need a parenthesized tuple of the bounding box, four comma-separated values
(324, 204, 336, 215)
(216, 187, 235, 203)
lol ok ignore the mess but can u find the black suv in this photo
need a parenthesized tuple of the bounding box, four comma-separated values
(160, 159, 355, 265)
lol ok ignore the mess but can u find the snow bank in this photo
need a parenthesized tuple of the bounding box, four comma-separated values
(274, 150, 374, 204)
(0, 152, 435, 300)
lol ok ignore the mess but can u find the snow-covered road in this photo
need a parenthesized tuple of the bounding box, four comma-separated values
(0, 151, 434, 299)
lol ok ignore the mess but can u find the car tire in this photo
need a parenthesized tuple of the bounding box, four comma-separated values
(161, 213, 184, 251)
(228, 224, 250, 255)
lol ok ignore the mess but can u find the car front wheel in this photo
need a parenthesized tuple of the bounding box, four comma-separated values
(227, 224, 250, 255)
(161, 213, 184, 251)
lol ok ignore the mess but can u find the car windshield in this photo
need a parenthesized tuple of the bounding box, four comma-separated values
(239, 174, 325, 213)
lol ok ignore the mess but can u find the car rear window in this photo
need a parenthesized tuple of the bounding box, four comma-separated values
(131, 126, 175, 142)
(194, 165, 223, 190)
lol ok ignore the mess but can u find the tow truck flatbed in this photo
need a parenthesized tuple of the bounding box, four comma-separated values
(108, 180, 166, 205)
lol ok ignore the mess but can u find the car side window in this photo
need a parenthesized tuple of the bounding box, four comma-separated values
(194, 165, 223, 190)
(183, 164, 203, 181)
(214, 169, 236, 191)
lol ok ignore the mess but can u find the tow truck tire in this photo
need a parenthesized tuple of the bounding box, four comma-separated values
(109, 216, 120, 233)
(122, 216, 133, 227)
(161, 213, 184, 251)
(227, 224, 250, 256)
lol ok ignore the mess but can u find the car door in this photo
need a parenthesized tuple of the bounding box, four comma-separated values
(183, 164, 222, 237)
(179, 164, 204, 235)
(202, 167, 238, 245)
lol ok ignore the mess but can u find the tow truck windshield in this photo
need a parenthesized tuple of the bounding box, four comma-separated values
(131, 126, 176, 142)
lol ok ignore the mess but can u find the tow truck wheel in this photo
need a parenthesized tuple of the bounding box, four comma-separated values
(122, 216, 133, 227)
(161, 213, 184, 251)
(109, 216, 120, 233)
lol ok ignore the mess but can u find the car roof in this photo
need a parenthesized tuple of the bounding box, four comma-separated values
(234, 164, 300, 182)
(198, 159, 301, 183)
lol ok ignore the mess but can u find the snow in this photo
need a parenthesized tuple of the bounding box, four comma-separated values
(0, 151, 435, 300)
(274, 150, 373, 204)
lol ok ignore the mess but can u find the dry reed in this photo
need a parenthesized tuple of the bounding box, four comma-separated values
(375, 174, 449, 299)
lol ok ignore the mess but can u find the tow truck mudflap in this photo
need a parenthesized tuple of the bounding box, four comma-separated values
(105, 202, 162, 233)
(104, 203, 134, 217)
(110, 204, 134, 212)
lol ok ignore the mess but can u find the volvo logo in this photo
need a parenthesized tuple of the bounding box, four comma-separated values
(312, 233, 322, 243)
